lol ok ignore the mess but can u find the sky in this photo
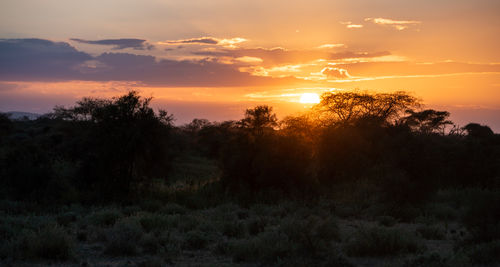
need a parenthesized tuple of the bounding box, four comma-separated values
(1, 0, 499, 130)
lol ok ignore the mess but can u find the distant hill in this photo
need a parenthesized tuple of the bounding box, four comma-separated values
(5, 111, 42, 120)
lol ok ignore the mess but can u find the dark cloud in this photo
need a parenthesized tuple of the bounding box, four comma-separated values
(0, 82, 22, 92)
(70, 38, 154, 50)
(0, 38, 298, 87)
(85, 53, 298, 86)
(0, 38, 92, 81)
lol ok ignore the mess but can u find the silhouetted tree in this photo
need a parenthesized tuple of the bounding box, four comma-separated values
(239, 105, 278, 135)
(53, 91, 174, 199)
(463, 123, 494, 138)
(0, 113, 12, 138)
(314, 91, 419, 126)
(402, 109, 453, 134)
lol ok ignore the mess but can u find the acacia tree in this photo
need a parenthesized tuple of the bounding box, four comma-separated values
(313, 91, 420, 126)
(402, 109, 453, 134)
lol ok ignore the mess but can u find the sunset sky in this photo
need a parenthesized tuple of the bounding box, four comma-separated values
(1, 0, 499, 130)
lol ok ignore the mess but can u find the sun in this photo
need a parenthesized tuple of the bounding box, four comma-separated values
(299, 93, 320, 104)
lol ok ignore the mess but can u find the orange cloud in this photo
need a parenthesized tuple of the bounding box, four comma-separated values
(317, 44, 345, 49)
(158, 37, 247, 48)
(365, 17, 421, 30)
(340, 21, 364, 29)
(321, 67, 351, 79)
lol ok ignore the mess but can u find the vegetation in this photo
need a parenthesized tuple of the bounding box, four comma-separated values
(0, 90, 499, 265)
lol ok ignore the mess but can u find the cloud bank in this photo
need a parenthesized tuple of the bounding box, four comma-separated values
(71, 38, 154, 50)
(0, 38, 296, 86)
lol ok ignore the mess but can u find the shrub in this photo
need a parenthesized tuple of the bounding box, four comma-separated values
(462, 191, 500, 243)
(221, 221, 246, 238)
(84, 208, 122, 227)
(416, 224, 446, 240)
(213, 240, 231, 255)
(176, 214, 200, 233)
(427, 203, 458, 221)
(182, 230, 209, 250)
(466, 240, 500, 265)
(231, 230, 292, 263)
(160, 203, 188, 215)
(404, 253, 450, 267)
(137, 213, 170, 233)
(137, 256, 164, 267)
(344, 226, 424, 257)
(139, 233, 162, 254)
(280, 215, 340, 256)
(103, 218, 143, 256)
(246, 217, 267, 236)
(231, 215, 341, 263)
(377, 216, 398, 227)
(139, 199, 164, 212)
(56, 211, 78, 226)
(12, 225, 74, 260)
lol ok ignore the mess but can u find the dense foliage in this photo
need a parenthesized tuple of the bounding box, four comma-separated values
(1, 90, 499, 204)
(0, 91, 176, 202)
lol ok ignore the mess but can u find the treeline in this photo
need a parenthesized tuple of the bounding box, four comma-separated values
(0, 91, 499, 205)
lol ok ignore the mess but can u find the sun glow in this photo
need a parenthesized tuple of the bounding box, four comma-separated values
(299, 93, 320, 104)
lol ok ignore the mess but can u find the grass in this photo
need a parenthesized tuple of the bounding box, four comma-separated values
(0, 159, 496, 266)
(6, 225, 74, 260)
(103, 218, 143, 256)
(416, 224, 446, 240)
(344, 226, 424, 257)
(0, 197, 490, 266)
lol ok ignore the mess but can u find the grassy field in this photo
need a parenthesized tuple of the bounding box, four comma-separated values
(0, 156, 498, 266)
(0, 158, 499, 266)
(0, 195, 484, 266)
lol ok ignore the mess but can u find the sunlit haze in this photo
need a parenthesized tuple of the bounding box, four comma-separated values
(1, 0, 499, 130)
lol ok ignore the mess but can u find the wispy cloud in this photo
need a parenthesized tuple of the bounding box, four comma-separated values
(340, 21, 364, 29)
(235, 56, 263, 64)
(194, 47, 391, 66)
(158, 37, 247, 48)
(70, 38, 154, 50)
(365, 18, 421, 30)
(317, 44, 345, 49)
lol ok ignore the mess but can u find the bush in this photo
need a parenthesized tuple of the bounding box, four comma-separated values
(221, 220, 246, 238)
(344, 226, 424, 257)
(139, 233, 162, 254)
(230, 214, 341, 263)
(462, 191, 500, 243)
(137, 256, 165, 267)
(137, 212, 170, 233)
(416, 224, 446, 240)
(246, 217, 267, 236)
(104, 218, 143, 256)
(56, 211, 78, 226)
(466, 240, 500, 265)
(377, 216, 398, 227)
(84, 208, 122, 227)
(10, 225, 74, 260)
(160, 203, 188, 215)
(182, 230, 210, 250)
(404, 253, 450, 267)
(231, 230, 292, 263)
(280, 215, 340, 256)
